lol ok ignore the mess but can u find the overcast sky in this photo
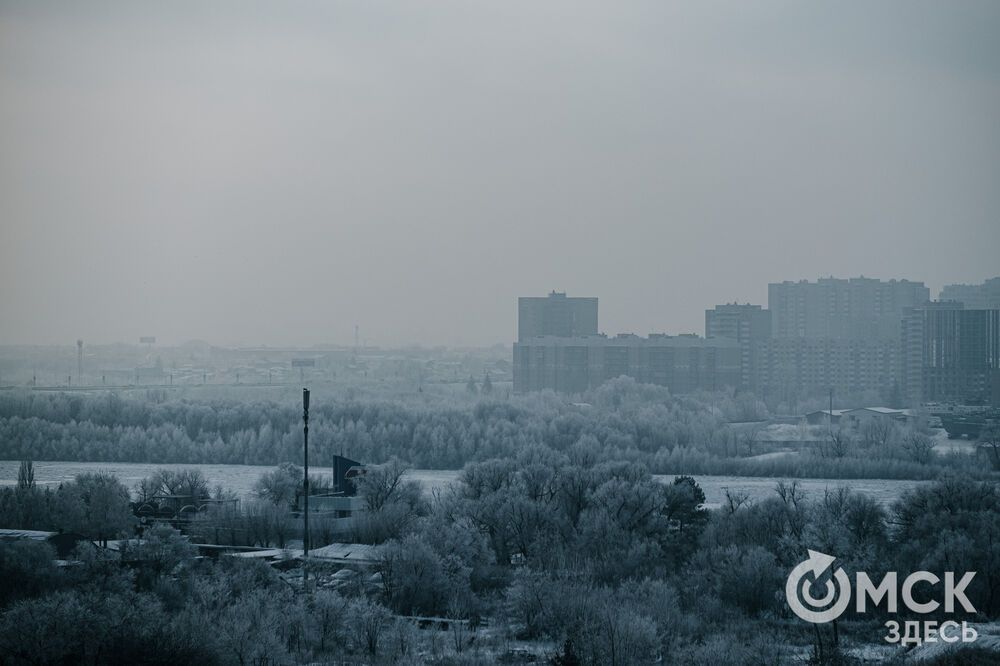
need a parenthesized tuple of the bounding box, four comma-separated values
(2, 1, 998, 348)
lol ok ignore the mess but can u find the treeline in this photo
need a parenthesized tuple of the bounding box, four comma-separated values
(648, 446, 959, 480)
(0, 379, 985, 479)
(0, 464, 349, 554)
(0, 469, 133, 547)
(360, 455, 1000, 663)
(0, 534, 414, 665)
(2, 453, 998, 663)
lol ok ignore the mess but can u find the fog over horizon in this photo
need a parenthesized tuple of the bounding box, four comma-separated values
(2, 1, 998, 349)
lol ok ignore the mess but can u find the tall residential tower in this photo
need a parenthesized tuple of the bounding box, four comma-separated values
(517, 291, 598, 342)
(939, 277, 1000, 310)
(768, 277, 929, 340)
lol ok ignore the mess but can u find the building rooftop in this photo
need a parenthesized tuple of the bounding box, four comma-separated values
(845, 407, 905, 415)
(0, 528, 57, 540)
(519, 334, 739, 348)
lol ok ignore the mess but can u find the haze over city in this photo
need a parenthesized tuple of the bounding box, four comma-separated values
(2, 1, 998, 348)
(6, 4, 1000, 664)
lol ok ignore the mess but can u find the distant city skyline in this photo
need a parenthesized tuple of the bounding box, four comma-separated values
(0, 273, 998, 350)
(515, 276, 1000, 405)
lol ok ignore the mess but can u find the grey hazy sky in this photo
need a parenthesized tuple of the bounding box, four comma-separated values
(2, 1, 998, 348)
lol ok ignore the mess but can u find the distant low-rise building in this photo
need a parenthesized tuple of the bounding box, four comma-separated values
(840, 407, 912, 425)
(804, 407, 913, 427)
(0, 529, 89, 558)
(804, 409, 847, 426)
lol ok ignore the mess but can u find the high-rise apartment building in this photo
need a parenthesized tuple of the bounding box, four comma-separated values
(939, 277, 1000, 310)
(512, 282, 998, 407)
(768, 277, 929, 340)
(752, 337, 902, 406)
(517, 292, 598, 342)
(705, 303, 772, 341)
(753, 277, 930, 403)
(901, 303, 1000, 406)
(705, 303, 772, 390)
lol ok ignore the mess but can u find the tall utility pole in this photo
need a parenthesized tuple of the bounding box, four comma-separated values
(302, 388, 310, 586)
(829, 388, 834, 438)
(77, 340, 83, 385)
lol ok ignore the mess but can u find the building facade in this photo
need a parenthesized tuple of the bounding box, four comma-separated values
(768, 277, 929, 340)
(513, 334, 740, 394)
(901, 303, 1000, 406)
(939, 277, 1000, 311)
(512, 282, 1000, 407)
(756, 277, 930, 404)
(517, 292, 598, 342)
(705, 303, 772, 391)
(750, 337, 902, 405)
(705, 303, 772, 341)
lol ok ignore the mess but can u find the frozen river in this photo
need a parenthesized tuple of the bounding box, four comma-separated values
(0, 460, 927, 508)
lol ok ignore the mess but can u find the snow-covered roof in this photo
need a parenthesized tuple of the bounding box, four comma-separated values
(229, 549, 285, 559)
(101, 539, 141, 552)
(308, 542, 378, 562)
(0, 528, 57, 540)
(847, 407, 903, 414)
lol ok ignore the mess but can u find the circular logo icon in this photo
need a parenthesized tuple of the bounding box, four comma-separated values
(785, 549, 851, 623)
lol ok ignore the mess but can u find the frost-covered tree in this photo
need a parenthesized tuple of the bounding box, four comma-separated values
(254, 462, 301, 507)
(58, 472, 135, 546)
(16, 460, 34, 490)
